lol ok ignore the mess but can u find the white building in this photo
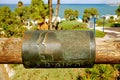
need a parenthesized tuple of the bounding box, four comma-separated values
(45, 16, 61, 23)
(102, 14, 118, 20)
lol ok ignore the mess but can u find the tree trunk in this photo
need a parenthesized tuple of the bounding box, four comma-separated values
(48, 0, 53, 30)
(53, 0, 60, 30)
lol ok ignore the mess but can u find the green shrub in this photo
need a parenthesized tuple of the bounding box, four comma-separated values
(1, 25, 27, 38)
(110, 23, 120, 27)
(96, 19, 108, 27)
(96, 19, 103, 26)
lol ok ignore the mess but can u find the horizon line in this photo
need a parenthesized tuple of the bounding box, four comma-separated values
(0, 3, 106, 4)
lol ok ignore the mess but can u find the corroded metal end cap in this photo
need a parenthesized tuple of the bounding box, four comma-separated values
(22, 30, 95, 68)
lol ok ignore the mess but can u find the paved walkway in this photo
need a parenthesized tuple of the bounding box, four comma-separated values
(0, 64, 9, 80)
(96, 27, 120, 38)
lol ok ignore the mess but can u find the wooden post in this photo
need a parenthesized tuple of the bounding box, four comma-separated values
(95, 38, 120, 64)
(48, 0, 53, 30)
(0, 38, 120, 64)
(0, 38, 22, 64)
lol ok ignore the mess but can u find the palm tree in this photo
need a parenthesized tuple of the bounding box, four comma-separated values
(48, 0, 53, 30)
(53, 0, 60, 29)
(116, 5, 120, 16)
(17, 1, 23, 8)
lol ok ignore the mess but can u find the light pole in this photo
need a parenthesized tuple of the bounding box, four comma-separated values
(102, 16, 106, 32)
(93, 15, 97, 36)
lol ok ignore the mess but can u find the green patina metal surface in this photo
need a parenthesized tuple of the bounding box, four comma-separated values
(22, 30, 95, 68)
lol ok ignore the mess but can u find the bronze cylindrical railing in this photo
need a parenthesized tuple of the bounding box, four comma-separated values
(22, 30, 95, 68)
(0, 30, 120, 68)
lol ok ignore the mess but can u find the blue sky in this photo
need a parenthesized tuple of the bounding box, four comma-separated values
(44, 0, 103, 4)
(0, 0, 120, 4)
(0, 0, 30, 4)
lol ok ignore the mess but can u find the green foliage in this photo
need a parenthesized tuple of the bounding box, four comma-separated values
(83, 8, 99, 23)
(11, 65, 82, 80)
(108, 16, 115, 24)
(18, 1, 23, 7)
(58, 20, 105, 37)
(96, 19, 104, 26)
(15, 0, 49, 21)
(94, 16, 120, 27)
(116, 18, 120, 23)
(64, 8, 79, 20)
(58, 21, 87, 30)
(0, 0, 49, 38)
(110, 16, 114, 19)
(110, 23, 120, 27)
(0, 6, 11, 22)
(29, 0, 49, 19)
(11, 64, 117, 80)
(82, 65, 114, 80)
(116, 5, 120, 16)
(115, 64, 120, 71)
(96, 18, 110, 27)
(90, 8, 99, 17)
(15, 7, 25, 19)
(74, 10, 79, 18)
(95, 30, 106, 37)
(1, 24, 27, 37)
(0, 6, 27, 38)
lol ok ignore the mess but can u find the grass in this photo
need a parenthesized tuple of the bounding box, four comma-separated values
(11, 64, 83, 80)
(58, 20, 106, 37)
(58, 20, 87, 30)
(95, 30, 106, 37)
(90, 30, 106, 37)
(10, 64, 116, 80)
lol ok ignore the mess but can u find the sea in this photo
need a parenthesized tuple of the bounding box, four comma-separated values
(0, 4, 118, 18)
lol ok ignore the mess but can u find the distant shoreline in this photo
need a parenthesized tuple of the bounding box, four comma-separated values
(0, 4, 118, 18)
(0, 3, 30, 5)
(0, 3, 107, 5)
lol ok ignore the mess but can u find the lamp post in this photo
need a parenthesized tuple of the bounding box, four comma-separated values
(93, 15, 97, 36)
(102, 16, 106, 32)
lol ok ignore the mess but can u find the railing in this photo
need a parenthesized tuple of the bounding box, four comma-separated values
(0, 32, 120, 68)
